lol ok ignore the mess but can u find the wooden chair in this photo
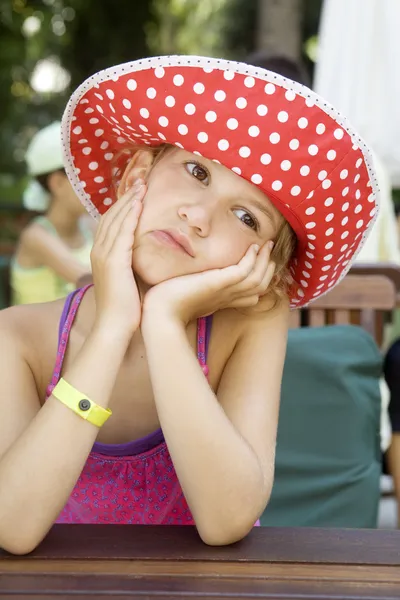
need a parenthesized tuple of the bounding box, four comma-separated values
(350, 262, 400, 307)
(290, 274, 396, 347)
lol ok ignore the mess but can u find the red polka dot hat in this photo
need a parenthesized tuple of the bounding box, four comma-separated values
(61, 55, 379, 307)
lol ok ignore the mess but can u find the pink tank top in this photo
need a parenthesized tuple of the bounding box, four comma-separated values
(46, 285, 212, 525)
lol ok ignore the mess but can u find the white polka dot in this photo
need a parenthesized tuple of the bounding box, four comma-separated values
(257, 104, 268, 116)
(299, 165, 310, 176)
(175, 142, 184, 149)
(146, 87, 156, 99)
(298, 117, 308, 129)
(95, 105, 104, 114)
(244, 76, 255, 88)
(278, 111, 289, 123)
(174, 74, 184, 86)
(226, 118, 238, 131)
(82, 147, 92, 155)
(370, 207, 377, 217)
(92, 94, 102, 101)
(139, 124, 148, 132)
(260, 153, 271, 165)
(321, 265, 331, 272)
(334, 128, 344, 140)
(100, 141, 109, 150)
(224, 70, 235, 80)
(90, 117, 100, 125)
(232, 167, 241, 174)
(104, 153, 113, 161)
(325, 241, 334, 250)
(305, 261, 312, 268)
(289, 139, 300, 150)
(265, 83, 276, 95)
(368, 193, 375, 203)
(73, 126, 82, 135)
(300, 280, 308, 288)
(281, 160, 291, 171)
(272, 180, 283, 191)
(140, 108, 149, 119)
(122, 115, 131, 123)
(203, 66, 213, 74)
(291, 186, 301, 196)
(355, 204, 362, 214)
(89, 162, 98, 171)
(178, 124, 188, 135)
(356, 158, 363, 168)
(206, 111, 217, 123)
(342, 187, 349, 197)
(158, 116, 169, 127)
(84, 107, 94, 114)
(198, 132, 208, 143)
(236, 97, 247, 109)
(297, 289, 305, 298)
(270, 132, 280, 144)
(285, 89, 296, 101)
(183, 104, 195, 116)
(251, 174, 262, 184)
(305, 97, 315, 107)
(318, 170, 328, 181)
(154, 67, 165, 78)
(356, 219, 364, 229)
(103, 197, 112, 206)
(99, 187, 108, 194)
(77, 139, 87, 144)
(316, 123, 326, 135)
(308, 144, 319, 156)
(239, 146, 251, 158)
(94, 176, 104, 183)
(218, 139, 229, 151)
(106, 89, 114, 99)
(327, 150, 336, 161)
(165, 95, 175, 108)
(127, 79, 137, 91)
(303, 270, 311, 278)
(324, 254, 333, 261)
(325, 227, 334, 236)
(341, 216, 349, 226)
(194, 82, 205, 94)
(324, 197, 333, 207)
(306, 221, 316, 229)
(248, 126, 260, 137)
(340, 244, 349, 252)
(158, 132, 166, 141)
(325, 213, 334, 222)
(307, 234, 316, 240)
(319, 276, 328, 281)
(94, 129, 104, 137)
(354, 174, 361, 183)
(340, 169, 348, 180)
(322, 179, 331, 189)
(305, 206, 315, 215)
(342, 202, 349, 211)
(354, 189, 361, 201)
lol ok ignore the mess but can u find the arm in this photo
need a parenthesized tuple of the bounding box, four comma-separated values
(142, 302, 289, 545)
(0, 310, 131, 555)
(19, 223, 91, 284)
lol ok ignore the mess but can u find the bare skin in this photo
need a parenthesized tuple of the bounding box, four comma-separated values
(0, 149, 289, 554)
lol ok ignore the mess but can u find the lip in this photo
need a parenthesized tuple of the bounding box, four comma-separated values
(152, 229, 195, 257)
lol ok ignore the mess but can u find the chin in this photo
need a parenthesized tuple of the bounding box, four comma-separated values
(132, 253, 188, 286)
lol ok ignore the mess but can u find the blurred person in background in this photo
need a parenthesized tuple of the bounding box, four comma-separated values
(11, 122, 94, 305)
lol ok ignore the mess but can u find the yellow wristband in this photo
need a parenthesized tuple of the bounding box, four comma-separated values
(52, 378, 112, 428)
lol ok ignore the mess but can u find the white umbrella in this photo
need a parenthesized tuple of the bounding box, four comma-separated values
(314, 0, 400, 186)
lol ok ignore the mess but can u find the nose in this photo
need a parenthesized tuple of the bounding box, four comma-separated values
(177, 201, 212, 237)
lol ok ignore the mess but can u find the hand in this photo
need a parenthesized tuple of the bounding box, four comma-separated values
(142, 241, 276, 326)
(90, 180, 145, 336)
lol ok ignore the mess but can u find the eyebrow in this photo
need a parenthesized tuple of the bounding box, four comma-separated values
(247, 197, 279, 229)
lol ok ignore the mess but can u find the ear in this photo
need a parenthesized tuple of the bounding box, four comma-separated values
(117, 149, 154, 199)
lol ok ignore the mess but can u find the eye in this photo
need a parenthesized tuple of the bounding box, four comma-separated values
(233, 208, 259, 231)
(184, 161, 210, 184)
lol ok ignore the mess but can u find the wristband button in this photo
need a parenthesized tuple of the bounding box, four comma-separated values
(79, 399, 91, 411)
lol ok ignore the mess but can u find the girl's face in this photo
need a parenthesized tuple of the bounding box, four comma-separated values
(132, 148, 281, 285)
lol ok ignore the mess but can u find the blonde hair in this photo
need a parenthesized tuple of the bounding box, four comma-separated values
(113, 143, 297, 309)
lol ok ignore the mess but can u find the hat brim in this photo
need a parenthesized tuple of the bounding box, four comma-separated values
(61, 55, 379, 308)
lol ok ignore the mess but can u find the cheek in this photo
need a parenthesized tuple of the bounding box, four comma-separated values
(205, 235, 250, 269)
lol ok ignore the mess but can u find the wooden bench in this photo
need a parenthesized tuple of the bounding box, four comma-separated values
(290, 274, 396, 347)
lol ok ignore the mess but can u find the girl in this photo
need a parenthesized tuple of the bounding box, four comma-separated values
(0, 56, 378, 554)
(11, 122, 94, 305)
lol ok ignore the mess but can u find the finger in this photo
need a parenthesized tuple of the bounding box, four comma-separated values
(214, 244, 260, 288)
(258, 260, 276, 296)
(96, 181, 145, 244)
(229, 295, 260, 308)
(238, 241, 274, 293)
(111, 197, 143, 253)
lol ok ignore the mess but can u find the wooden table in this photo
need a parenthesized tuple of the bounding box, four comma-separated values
(0, 525, 399, 598)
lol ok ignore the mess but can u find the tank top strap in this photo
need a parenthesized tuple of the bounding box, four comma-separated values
(197, 315, 213, 378)
(46, 285, 93, 397)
